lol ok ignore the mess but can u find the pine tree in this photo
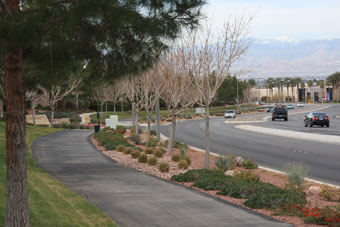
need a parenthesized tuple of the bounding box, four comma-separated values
(0, 1, 205, 225)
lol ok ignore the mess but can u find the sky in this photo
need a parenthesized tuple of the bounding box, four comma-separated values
(205, 0, 340, 40)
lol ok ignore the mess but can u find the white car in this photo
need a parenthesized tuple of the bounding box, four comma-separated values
(297, 102, 304, 107)
(224, 110, 236, 118)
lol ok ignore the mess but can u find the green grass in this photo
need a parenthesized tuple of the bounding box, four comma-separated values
(90, 105, 258, 123)
(0, 123, 116, 226)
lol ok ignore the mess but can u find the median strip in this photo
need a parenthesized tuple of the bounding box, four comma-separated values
(235, 124, 340, 145)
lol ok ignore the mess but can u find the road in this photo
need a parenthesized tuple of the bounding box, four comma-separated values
(160, 104, 340, 185)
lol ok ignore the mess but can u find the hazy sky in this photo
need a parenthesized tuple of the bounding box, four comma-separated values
(206, 0, 340, 40)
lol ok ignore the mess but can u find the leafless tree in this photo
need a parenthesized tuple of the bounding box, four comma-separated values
(25, 90, 40, 126)
(125, 76, 147, 140)
(107, 80, 125, 113)
(92, 83, 111, 113)
(38, 77, 82, 127)
(181, 14, 253, 167)
(158, 51, 197, 154)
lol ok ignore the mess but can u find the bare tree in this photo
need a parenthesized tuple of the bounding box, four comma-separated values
(92, 83, 111, 113)
(25, 90, 40, 127)
(107, 81, 124, 113)
(158, 51, 197, 154)
(125, 76, 147, 140)
(181, 14, 252, 167)
(38, 77, 82, 127)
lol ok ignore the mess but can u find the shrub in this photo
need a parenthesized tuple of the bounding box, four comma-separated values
(124, 148, 134, 155)
(283, 162, 309, 187)
(148, 156, 158, 166)
(144, 148, 154, 154)
(79, 125, 85, 129)
(242, 159, 258, 169)
(130, 133, 140, 144)
(171, 154, 180, 162)
(178, 160, 189, 169)
(150, 130, 157, 136)
(146, 138, 158, 148)
(171, 169, 221, 182)
(116, 125, 126, 132)
(69, 123, 78, 129)
(159, 162, 170, 173)
(215, 154, 234, 172)
(138, 154, 148, 163)
(180, 148, 187, 157)
(180, 155, 191, 166)
(116, 145, 126, 152)
(131, 150, 141, 159)
(174, 141, 188, 150)
(193, 175, 231, 191)
(234, 171, 260, 183)
(153, 149, 164, 158)
(70, 115, 82, 123)
(321, 185, 332, 201)
(93, 130, 132, 150)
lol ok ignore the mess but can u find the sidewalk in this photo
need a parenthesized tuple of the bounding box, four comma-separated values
(31, 130, 290, 227)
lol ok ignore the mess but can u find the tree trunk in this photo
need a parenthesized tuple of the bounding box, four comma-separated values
(146, 112, 151, 142)
(105, 102, 107, 112)
(113, 103, 116, 113)
(100, 102, 103, 113)
(50, 107, 55, 128)
(167, 108, 176, 154)
(121, 101, 124, 112)
(4, 25, 30, 226)
(32, 102, 36, 127)
(155, 97, 161, 141)
(204, 104, 210, 168)
(135, 111, 139, 140)
(131, 103, 135, 127)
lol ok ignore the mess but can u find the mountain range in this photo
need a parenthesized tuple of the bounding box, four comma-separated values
(241, 37, 340, 79)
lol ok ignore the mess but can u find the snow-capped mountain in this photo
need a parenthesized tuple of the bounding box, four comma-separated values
(242, 38, 340, 78)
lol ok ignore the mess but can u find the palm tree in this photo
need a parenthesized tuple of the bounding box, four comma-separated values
(327, 72, 340, 102)
(307, 80, 313, 102)
(284, 78, 291, 101)
(300, 82, 306, 102)
(265, 77, 275, 101)
(317, 80, 325, 102)
(275, 78, 283, 102)
(295, 77, 302, 102)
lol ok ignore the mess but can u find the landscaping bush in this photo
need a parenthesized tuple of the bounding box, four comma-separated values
(171, 154, 180, 162)
(146, 138, 158, 147)
(171, 169, 221, 182)
(244, 187, 306, 209)
(178, 160, 189, 169)
(181, 155, 191, 166)
(116, 125, 126, 132)
(148, 156, 158, 166)
(144, 148, 154, 154)
(124, 147, 134, 155)
(116, 145, 126, 152)
(159, 162, 170, 173)
(150, 130, 157, 136)
(153, 149, 164, 158)
(234, 171, 260, 183)
(174, 141, 188, 150)
(242, 159, 258, 169)
(130, 133, 140, 144)
(93, 130, 133, 150)
(283, 162, 309, 188)
(138, 154, 148, 163)
(215, 154, 234, 172)
(321, 185, 332, 201)
(131, 150, 141, 159)
(193, 175, 231, 191)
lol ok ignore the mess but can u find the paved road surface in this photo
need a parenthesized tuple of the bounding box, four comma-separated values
(31, 130, 289, 227)
(160, 104, 340, 185)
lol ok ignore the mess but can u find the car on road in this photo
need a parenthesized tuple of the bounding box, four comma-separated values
(266, 106, 274, 112)
(287, 104, 294, 109)
(272, 106, 288, 121)
(304, 112, 329, 127)
(297, 102, 304, 107)
(224, 110, 236, 119)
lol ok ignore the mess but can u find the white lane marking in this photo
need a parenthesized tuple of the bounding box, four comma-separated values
(235, 124, 340, 146)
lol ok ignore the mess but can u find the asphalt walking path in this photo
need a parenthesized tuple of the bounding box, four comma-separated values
(31, 130, 290, 227)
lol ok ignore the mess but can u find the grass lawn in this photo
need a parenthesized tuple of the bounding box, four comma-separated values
(90, 105, 258, 123)
(0, 122, 116, 226)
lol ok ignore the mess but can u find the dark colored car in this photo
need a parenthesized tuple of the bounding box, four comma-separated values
(304, 112, 329, 127)
(272, 106, 288, 121)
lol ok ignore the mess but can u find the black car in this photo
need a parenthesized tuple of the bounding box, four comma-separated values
(304, 112, 329, 127)
(272, 106, 288, 121)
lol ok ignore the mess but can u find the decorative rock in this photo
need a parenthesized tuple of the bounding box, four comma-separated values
(225, 170, 235, 176)
(235, 156, 245, 166)
(307, 186, 321, 196)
